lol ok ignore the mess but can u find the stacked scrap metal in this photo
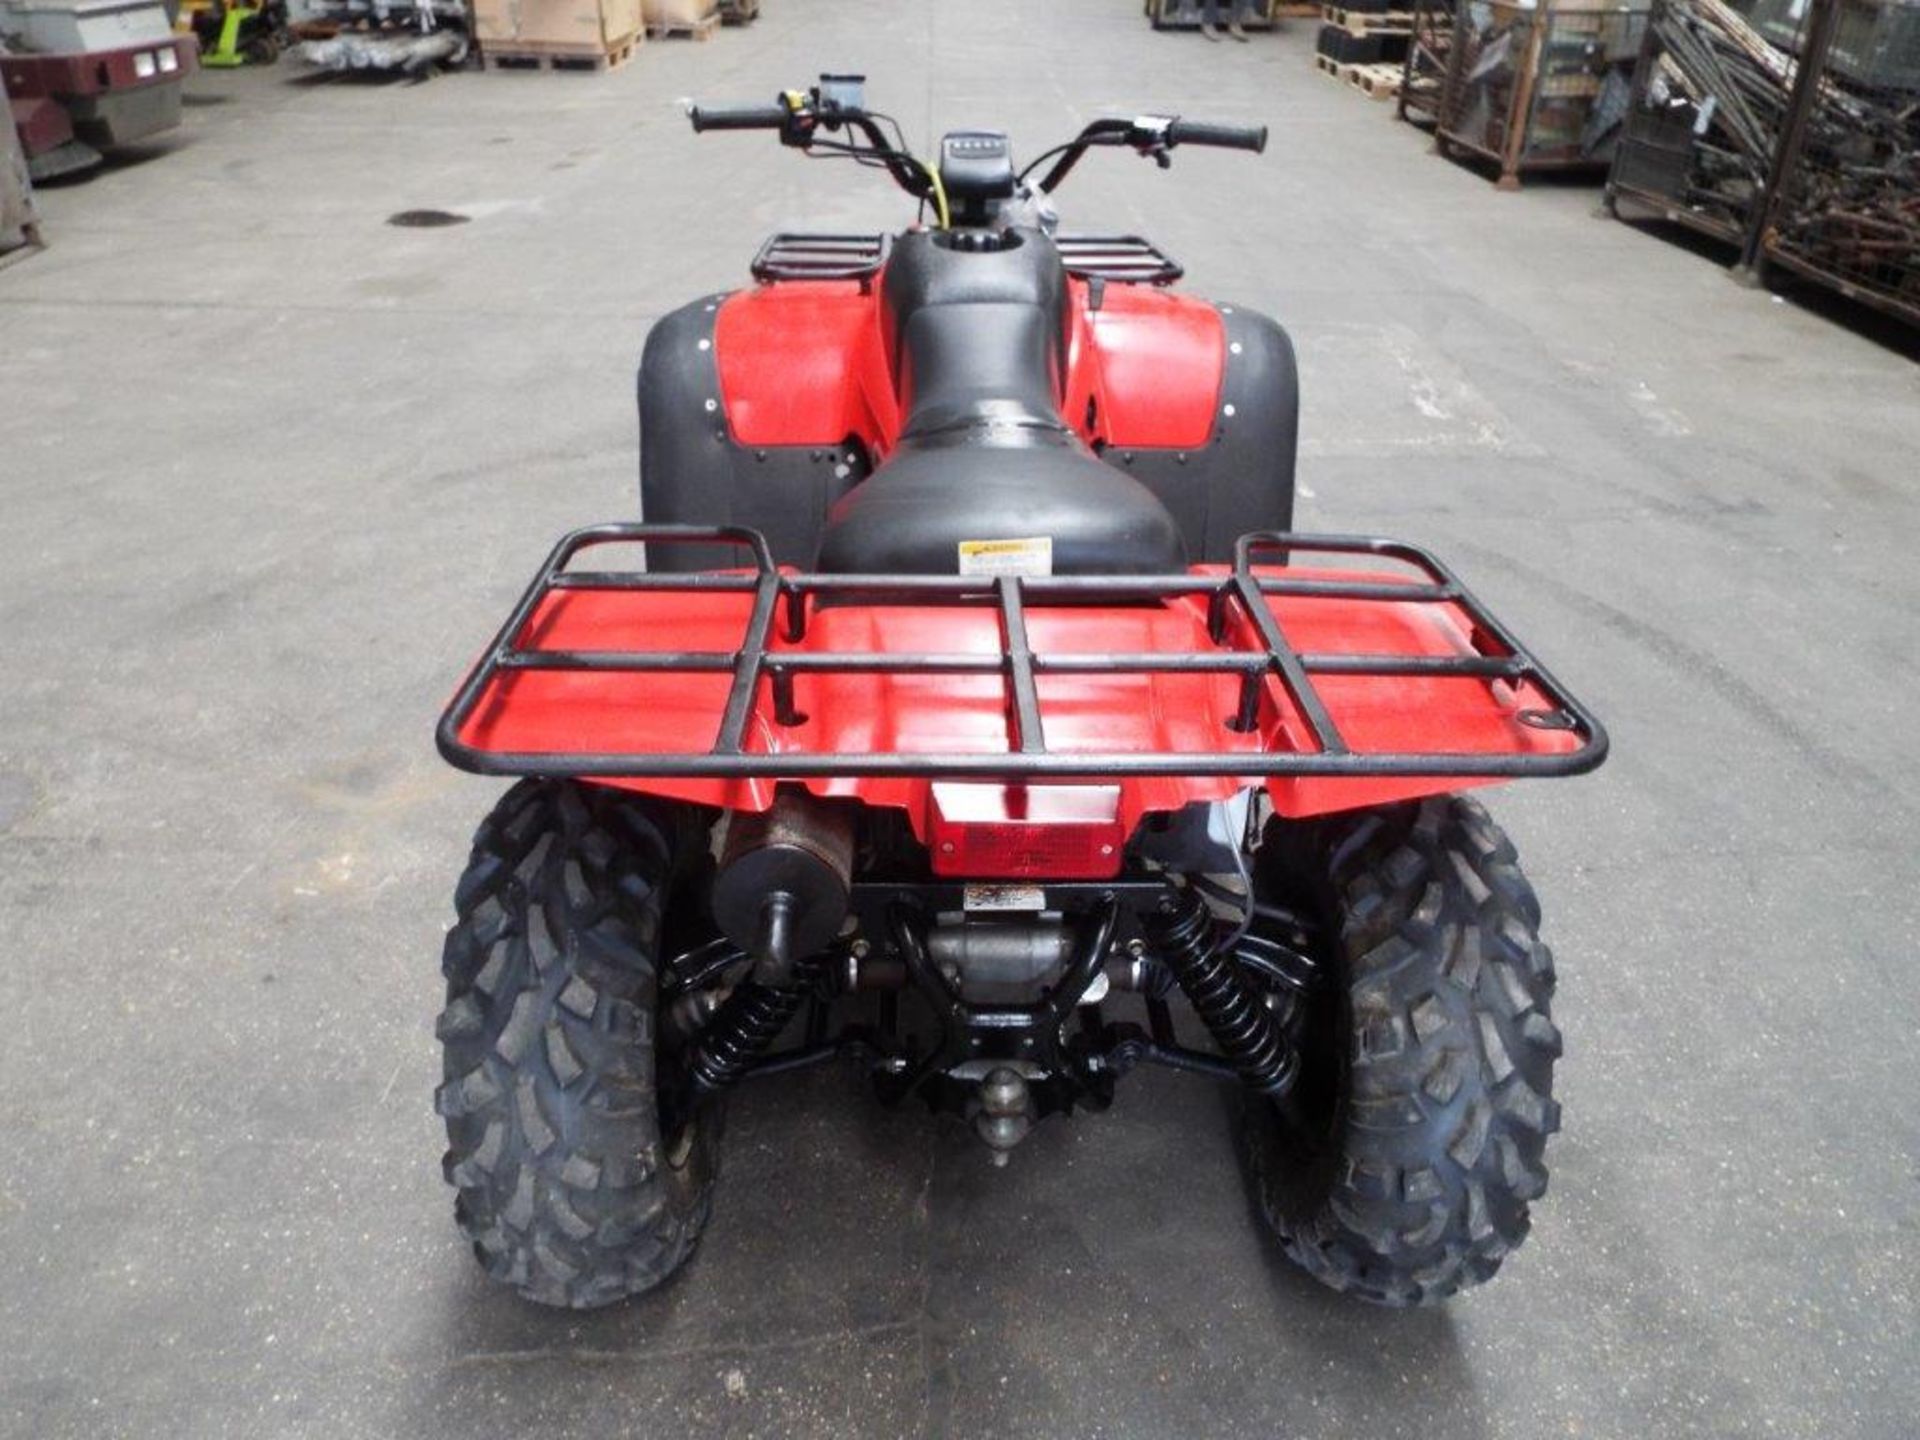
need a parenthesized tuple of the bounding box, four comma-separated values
(1610, 0, 1918, 323)
(1767, 53, 1920, 320)
(1610, 0, 1801, 238)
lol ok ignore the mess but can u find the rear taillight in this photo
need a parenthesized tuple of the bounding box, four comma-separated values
(134, 50, 157, 78)
(158, 47, 180, 72)
(928, 783, 1126, 879)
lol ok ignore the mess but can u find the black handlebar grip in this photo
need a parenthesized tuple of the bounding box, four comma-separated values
(688, 103, 789, 133)
(1166, 119, 1268, 153)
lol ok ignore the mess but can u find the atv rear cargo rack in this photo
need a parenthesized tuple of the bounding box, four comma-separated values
(438, 525, 1607, 785)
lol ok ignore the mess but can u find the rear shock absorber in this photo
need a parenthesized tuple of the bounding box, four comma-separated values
(1144, 887, 1299, 1097)
(682, 892, 820, 1113)
(684, 970, 815, 1102)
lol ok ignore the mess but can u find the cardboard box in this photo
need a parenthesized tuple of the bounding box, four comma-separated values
(475, 0, 641, 50)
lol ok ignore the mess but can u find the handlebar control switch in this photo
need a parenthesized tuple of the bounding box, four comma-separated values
(939, 130, 1016, 226)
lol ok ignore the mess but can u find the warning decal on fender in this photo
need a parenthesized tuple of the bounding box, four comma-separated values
(958, 536, 1053, 577)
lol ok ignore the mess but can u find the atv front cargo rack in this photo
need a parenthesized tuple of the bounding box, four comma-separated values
(748, 233, 1183, 288)
(751, 232, 891, 284)
(1055, 235, 1184, 286)
(438, 526, 1607, 787)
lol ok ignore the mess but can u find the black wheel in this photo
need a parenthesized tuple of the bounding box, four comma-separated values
(1241, 794, 1562, 1306)
(436, 779, 719, 1308)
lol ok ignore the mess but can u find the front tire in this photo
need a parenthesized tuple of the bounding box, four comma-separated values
(436, 779, 717, 1308)
(1242, 794, 1563, 1305)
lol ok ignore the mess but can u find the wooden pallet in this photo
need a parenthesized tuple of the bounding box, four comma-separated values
(1320, 5, 1413, 35)
(647, 12, 718, 38)
(1314, 53, 1403, 99)
(1347, 60, 1403, 98)
(480, 35, 638, 70)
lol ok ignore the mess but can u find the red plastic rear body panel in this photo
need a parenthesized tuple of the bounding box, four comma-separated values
(453, 563, 1583, 850)
(487, 260, 1595, 862)
(712, 281, 899, 449)
(711, 273, 1224, 457)
(1070, 284, 1223, 450)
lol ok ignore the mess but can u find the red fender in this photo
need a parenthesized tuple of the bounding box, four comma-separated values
(711, 267, 1226, 457)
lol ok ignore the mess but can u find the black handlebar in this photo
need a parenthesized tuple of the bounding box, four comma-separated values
(687, 89, 1268, 207)
(1166, 118, 1268, 153)
(688, 102, 789, 133)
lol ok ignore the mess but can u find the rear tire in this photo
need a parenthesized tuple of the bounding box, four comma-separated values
(1241, 794, 1562, 1305)
(436, 779, 718, 1308)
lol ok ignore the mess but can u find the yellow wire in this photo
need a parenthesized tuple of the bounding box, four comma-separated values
(919, 160, 950, 230)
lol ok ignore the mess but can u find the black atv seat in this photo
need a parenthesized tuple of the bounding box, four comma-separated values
(884, 227, 1070, 439)
(815, 229, 1187, 576)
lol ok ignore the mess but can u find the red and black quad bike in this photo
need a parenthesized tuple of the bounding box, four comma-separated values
(434, 76, 1608, 1310)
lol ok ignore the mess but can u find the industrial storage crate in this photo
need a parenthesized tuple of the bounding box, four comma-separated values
(1604, 0, 1793, 246)
(1398, 0, 1456, 123)
(1827, 0, 1920, 87)
(1745, 0, 1814, 52)
(1747, 0, 1920, 87)
(1762, 45, 1920, 326)
(1434, 0, 1652, 186)
(1601, 0, 1919, 332)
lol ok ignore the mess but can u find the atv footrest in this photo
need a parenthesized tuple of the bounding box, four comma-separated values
(438, 526, 1606, 801)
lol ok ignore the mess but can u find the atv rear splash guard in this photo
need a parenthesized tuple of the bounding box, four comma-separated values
(439, 524, 1605, 813)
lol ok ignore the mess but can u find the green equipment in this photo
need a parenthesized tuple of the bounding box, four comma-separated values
(177, 0, 282, 65)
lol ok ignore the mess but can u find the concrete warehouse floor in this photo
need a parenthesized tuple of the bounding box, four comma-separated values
(3, 1, 1918, 1436)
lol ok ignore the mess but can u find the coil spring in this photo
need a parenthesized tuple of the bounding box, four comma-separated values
(1146, 889, 1299, 1097)
(686, 971, 812, 1097)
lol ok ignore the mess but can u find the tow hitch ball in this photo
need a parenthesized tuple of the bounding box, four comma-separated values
(971, 1068, 1033, 1166)
(964, 890, 1299, 1165)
